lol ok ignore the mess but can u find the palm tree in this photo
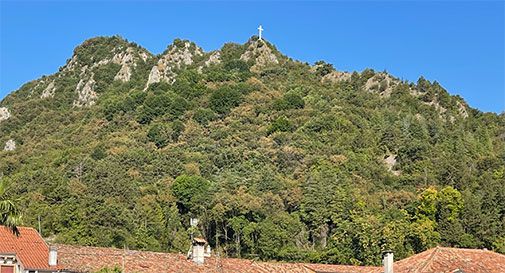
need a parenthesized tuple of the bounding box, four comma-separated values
(0, 179, 21, 235)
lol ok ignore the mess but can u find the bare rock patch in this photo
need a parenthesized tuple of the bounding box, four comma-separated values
(0, 107, 10, 122)
(4, 139, 16, 151)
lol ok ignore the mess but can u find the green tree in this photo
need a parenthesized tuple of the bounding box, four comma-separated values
(209, 86, 242, 115)
(0, 179, 21, 235)
(170, 175, 212, 214)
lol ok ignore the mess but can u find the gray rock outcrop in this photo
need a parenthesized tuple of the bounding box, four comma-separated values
(73, 76, 97, 107)
(321, 71, 352, 83)
(145, 41, 203, 90)
(0, 107, 10, 123)
(61, 43, 152, 105)
(364, 73, 399, 97)
(205, 51, 221, 67)
(112, 47, 138, 82)
(240, 39, 279, 72)
(4, 139, 16, 151)
(383, 154, 400, 176)
(41, 81, 56, 98)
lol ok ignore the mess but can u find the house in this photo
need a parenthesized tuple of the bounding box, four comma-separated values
(2, 226, 505, 273)
(0, 227, 68, 273)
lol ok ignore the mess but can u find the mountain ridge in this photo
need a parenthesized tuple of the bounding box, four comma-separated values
(1, 34, 504, 266)
(1, 35, 476, 118)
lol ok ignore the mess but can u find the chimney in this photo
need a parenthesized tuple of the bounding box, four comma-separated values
(192, 237, 208, 265)
(204, 245, 211, 257)
(382, 250, 393, 273)
(48, 246, 57, 266)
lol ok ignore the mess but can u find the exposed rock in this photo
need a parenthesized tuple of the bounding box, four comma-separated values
(456, 101, 469, 118)
(240, 39, 279, 72)
(0, 107, 10, 122)
(4, 139, 16, 151)
(383, 154, 400, 176)
(140, 52, 149, 62)
(146, 66, 162, 87)
(205, 51, 221, 67)
(41, 81, 56, 98)
(198, 51, 221, 73)
(114, 64, 132, 82)
(321, 71, 352, 83)
(63, 55, 79, 72)
(364, 73, 399, 97)
(73, 76, 97, 107)
(59, 43, 154, 104)
(112, 47, 137, 82)
(423, 100, 447, 114)
(144, 41, 203, 90)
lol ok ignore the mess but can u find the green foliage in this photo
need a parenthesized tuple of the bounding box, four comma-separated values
(274, 93, 305, 110)
(314, 61, 334, 77)
(1, 36, 504, 267)
(137, 91, 188, 124)
(172, 70, 207, 99)
(193, 108, 217, 125)
(91, 144, 107, 160)
(209, 86, 242, 115)
(0, 179, 21, 235)
(147, 123, 171, 148)
(267, 117, 294, 135)
(170, 175, 211, 214)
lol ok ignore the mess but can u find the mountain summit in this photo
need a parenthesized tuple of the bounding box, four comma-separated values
(1, 35, 504, 266)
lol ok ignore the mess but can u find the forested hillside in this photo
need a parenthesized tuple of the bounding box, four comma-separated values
(1, 36, 504, 266)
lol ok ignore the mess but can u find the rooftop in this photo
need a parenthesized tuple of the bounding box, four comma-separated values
(2, 226, 505, 273)
(0, 226, 60, 270)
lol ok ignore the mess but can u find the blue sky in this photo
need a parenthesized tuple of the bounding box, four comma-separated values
(1, 1, 504, 113)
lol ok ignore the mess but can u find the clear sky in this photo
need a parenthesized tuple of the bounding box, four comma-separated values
(1, 1, 504, 113)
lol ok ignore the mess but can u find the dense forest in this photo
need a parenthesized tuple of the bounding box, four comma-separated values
(0, 36, 504, 266)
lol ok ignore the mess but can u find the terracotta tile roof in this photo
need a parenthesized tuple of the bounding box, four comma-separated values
(57, 244, 264, 273)
(57, 244, 375, 273)
(252, 261, 316, 273)
(0, 226, 58, 270)
(393, 246, 505, 273)
(56, 243, 505, 273)
(4, 226, 504, 273)
(303, 263, 380, 273)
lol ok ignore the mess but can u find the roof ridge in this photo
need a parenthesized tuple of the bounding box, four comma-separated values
(416, 246, 440, 273)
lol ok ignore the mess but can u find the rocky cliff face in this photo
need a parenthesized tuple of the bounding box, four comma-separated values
(321, 71, 352, 83)
(364, 73, 400, 98)
(0, 107, 10, 122)
(1, 35, 473, 124)
(3, 139, 15, 151)
(73, 76, 98, 107)
(145, 40, 203, 89)
(33, 36, 155, 107)
(240, 39, 279, 72)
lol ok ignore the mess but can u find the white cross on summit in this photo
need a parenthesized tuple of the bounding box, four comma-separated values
(258, 25, 264, 40)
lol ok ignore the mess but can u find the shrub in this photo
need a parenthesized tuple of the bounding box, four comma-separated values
(209, 86, 242, 115)
(268, 117, 294, 135)
(147, 123, 171, 148)
(274, 93, 305, 110)
(193, 108, 217, 125)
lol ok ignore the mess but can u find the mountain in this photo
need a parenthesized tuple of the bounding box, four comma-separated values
(1, 35, 504, 266)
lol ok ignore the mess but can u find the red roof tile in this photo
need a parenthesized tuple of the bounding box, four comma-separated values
(0, 226, 55, 270)
(304, 263, 380, 273)
(393, 246, 505, 273)
(56, 244, 505, 273)
(57, 244, 264, 273)
(4, 226, 504, 273)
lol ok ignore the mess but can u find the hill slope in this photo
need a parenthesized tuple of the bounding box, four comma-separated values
(1, 35, 504, 265)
